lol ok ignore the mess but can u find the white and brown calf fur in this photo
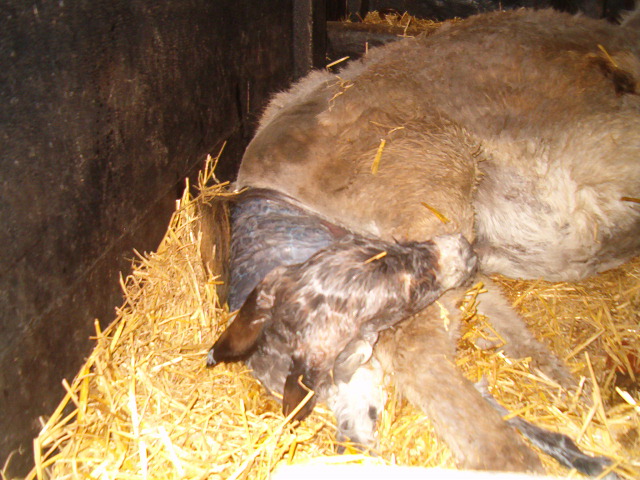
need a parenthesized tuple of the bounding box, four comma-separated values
(202, 7, 640, 476)
(208, 233, 476, 422)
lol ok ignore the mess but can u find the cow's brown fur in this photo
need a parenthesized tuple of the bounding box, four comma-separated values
(229, 8, 640, 473)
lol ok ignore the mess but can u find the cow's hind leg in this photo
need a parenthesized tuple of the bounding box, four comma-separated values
(475, 276, 576, 390)
(375, 298, 543, 473)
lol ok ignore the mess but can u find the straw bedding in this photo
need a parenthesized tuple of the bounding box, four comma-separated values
(24, 152, 639, 480)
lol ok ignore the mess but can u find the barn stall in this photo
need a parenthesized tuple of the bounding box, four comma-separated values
(27, 155, 640, 478)
(1, 1, 639, 478)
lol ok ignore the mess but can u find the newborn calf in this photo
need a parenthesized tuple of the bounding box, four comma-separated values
(208, 233, 476, 421)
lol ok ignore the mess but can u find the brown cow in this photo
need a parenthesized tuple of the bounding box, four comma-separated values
(206, 7, 640, 476)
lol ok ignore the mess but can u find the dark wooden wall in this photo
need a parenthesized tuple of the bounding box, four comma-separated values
(0, 0, 326, 475)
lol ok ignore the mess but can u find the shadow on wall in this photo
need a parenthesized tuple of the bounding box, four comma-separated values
(0, 0, 295, 475)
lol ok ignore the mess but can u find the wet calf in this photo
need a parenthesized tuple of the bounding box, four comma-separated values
(208, 232, 476, 421)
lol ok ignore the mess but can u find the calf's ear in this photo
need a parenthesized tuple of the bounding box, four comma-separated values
(207, 287, 268, 366)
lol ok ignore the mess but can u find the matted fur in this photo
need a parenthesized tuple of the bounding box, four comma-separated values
(208, 232, 475, 422)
